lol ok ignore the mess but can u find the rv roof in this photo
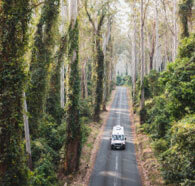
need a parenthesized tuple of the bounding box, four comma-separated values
(112, 125, 124, 134)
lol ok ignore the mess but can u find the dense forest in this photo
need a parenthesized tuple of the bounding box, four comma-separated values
(0, 0, 194, 186)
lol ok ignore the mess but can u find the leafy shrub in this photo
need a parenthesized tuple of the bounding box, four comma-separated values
(151, 139, 168, 156)
(145, 96, 172, 139)
(80, 117, 91, 145)
(31, 115, 66, 185)
(178, 33, 195, 58)
(144, 70, 164, 99)
(31, 155, 57, 186)
(79, 98, 92, 118)
(160, 115, 195, 184)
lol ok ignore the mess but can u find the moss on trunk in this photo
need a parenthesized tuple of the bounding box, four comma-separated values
(0, 1, 31, 185)
(64, 20, 81, 174)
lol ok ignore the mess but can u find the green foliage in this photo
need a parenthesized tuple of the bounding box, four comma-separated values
(161, 115, 195, 184)
(178, 33, 195, 58)
(31, 115, 66, 185)
(80, 118, 91, 145)
(31, 155, 57, 186)
(151, 139, 168, 156)
(79, 98, 93, 119)
(139, 34, 195, 184)
(143, 70, 164, 99)
(143, 96, 172, 139)
(116, 75, 132, 86)
(0, 0, 31, 185)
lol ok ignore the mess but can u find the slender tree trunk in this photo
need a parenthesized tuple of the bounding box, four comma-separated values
(102, 19, 111, 111)
(60, 60, 65, 108)
(91, 34, 97, 105)
(173, 0, 177, 61)
(23, 91, 32, 170)
(149, 21, 156, 71)
(64, 0, 81, 174)
(132, 4, 137, 98)
(140, 0, 145, 110)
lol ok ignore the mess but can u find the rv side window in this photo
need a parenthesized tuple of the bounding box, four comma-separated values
(112, 135, 124, 140)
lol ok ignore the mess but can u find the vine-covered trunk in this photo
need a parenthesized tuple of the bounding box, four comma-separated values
(47, 35, 67, 124)
(0, 1, 31, 185)
(27, 0, 60, 136)
(179, 0, 193, 38)
(93, 35, 104, 121)
(91, 34, 97, 105)
(64, 0, 81, 173)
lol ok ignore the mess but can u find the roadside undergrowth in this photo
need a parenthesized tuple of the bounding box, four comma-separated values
(127, 88, 166, 186)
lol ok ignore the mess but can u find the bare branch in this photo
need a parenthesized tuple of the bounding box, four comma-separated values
(97, 12, 105, 34)
(30, 1, 45, 11)
(84, 0, 96, 32)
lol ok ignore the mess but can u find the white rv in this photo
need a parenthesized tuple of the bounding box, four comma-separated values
(110, 125, 126, 150)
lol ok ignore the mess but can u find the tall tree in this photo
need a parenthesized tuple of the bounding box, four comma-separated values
(0, 1, 31, 185)
(131, 0, 138, 98)
(102, 17, 112, 111)
(27, 0, 60, 136)
(140, 0, 145, 110)
(153, 0, 162, 71)
(85, 0, 107, 121)
(64, 0, 81, 174)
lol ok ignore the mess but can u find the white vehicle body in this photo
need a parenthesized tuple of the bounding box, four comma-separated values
(111, 125, 126, 150)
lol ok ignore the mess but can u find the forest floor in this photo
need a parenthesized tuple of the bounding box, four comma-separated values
(62, 89, 116, 186)
(127, 88, 165, 186)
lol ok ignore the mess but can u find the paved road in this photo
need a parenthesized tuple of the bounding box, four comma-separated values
(89, 87, 142, 186)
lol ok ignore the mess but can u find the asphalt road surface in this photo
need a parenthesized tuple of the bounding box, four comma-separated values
(89, 87, 142, 186)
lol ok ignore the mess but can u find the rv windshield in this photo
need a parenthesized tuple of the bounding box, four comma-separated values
(112, 135, 124, 140)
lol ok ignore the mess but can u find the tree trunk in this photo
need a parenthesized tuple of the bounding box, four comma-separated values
(27, 0, 60, 137)
(179, 0, 192, 38)
(140, 0, 145, 110)
(23, 91, 32, 170)
(132, 2, 137, 98)
(172, 0, 177, 61)
(81, 61, 88, 99)
(94, 34, 104, 121)
(60, 60, 65, 108)
(64, 0, 81, 174)
(0, 1, 31, 184)
(102, 18, 111, 111)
